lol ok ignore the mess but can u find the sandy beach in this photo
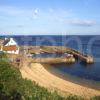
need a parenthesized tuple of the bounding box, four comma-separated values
(20, 63, 100, 99)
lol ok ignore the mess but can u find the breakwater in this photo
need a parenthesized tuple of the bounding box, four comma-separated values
(23, 46, 94, 64)
(29, 57, 75, 64)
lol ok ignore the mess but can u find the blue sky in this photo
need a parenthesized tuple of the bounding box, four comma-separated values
(0, 0, 100, 35)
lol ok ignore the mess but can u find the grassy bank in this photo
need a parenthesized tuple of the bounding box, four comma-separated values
(0, 52, 100, 100)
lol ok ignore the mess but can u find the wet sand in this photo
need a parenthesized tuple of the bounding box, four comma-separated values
(20, 63, 100, 99)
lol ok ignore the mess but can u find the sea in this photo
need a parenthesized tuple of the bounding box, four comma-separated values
(1, 35, 100, 82)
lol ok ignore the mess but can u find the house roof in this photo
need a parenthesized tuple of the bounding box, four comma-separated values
(3, 45, 18, 51)
(3, 39, 10, 46)
(0, 39, 4, 45)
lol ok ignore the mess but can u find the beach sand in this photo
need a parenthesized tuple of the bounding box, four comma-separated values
(20, 63, 100, 99)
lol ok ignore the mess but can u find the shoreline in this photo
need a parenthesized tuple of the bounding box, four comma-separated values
(45, 64, 100, 90)
(20, 63, 100, 99)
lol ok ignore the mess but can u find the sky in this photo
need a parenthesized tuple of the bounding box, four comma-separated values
(0, 0, 100, 35)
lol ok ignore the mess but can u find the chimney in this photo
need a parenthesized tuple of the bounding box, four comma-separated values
(10, 38, 14, 41)
(5, 38, 8, 40)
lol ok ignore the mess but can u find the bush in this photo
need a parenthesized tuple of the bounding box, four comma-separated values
(0, 53, 83, 100)
(91, 96, 100, 100)
(0, 57, 65, 100)
(66, 95, 82, 100)
(0, 52, 8, 62)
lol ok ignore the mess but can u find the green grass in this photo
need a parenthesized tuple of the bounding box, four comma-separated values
(0, 52, 99, 100)
(0, 60, 67, 100)
(90, 96, 100, 100)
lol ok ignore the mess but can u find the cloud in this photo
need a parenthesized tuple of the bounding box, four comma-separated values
(0, 5, 24, 16)
(34, 8, 39, 15)
(70, 19, 96, 26)
(0, 5, 39, 21)
(32, 8, 40, 19)
(0, 4, 98, 35)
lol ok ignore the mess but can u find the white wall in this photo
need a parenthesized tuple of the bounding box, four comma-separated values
(4, 49, 19, 54)
(4, 38, 19, 54)
(5, 38, 18, 46)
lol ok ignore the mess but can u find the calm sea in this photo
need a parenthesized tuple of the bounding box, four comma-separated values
(1, 35, 100, 81)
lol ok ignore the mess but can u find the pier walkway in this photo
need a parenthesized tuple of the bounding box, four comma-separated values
(67, 48, 94, 64)
(40, 46, 94, 64)
(28, 57, 75, 64)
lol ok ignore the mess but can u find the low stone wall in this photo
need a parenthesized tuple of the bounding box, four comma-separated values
(22, 46, 93, 64)
(29, 57, 75, 64)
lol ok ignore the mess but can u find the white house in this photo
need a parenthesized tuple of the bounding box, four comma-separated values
(0, 38, 19, 54)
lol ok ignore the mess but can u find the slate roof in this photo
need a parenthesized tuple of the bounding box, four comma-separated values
(3, 39, 10, 46)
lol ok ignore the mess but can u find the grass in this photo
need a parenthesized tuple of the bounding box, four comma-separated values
(0, 52, 99, 100)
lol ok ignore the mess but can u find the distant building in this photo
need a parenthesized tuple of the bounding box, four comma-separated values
(0, 38, 19, 54)
(0, 39, 4, 45)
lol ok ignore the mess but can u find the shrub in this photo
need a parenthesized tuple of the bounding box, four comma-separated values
(0, 53, 83, 100)
(91, 96, 100, 100)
